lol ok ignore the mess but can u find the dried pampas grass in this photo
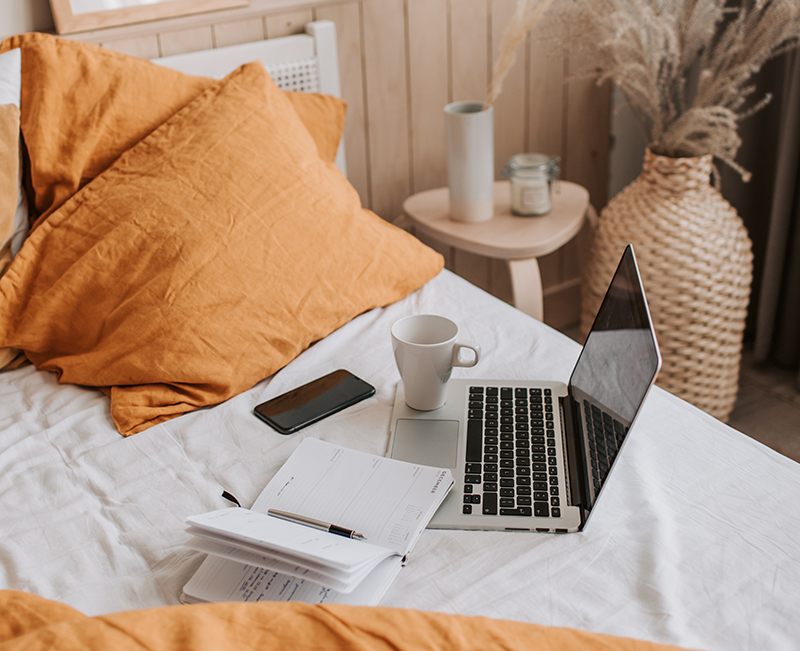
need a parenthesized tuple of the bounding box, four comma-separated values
(566, 0, 800, 180)
(486, 0, 556, 108)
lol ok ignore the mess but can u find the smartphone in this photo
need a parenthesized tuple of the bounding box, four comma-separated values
(253, 369, 375, 434)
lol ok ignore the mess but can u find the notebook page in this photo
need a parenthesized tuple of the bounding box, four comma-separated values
(184, 537, 376, 593)
(252, 438, 453, 555)
(182, 554, 403, 606)
(185, 527, 359, 580)
(186, 508, 391, 571)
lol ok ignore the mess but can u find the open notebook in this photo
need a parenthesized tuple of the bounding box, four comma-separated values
(181, 438, 453, 605)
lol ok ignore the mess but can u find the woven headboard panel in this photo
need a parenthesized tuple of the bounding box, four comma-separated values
(266, 58, 320, 93)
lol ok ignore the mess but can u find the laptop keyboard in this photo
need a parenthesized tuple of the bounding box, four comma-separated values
(583, 400, 627, 496)
(462, 386, 561, 519)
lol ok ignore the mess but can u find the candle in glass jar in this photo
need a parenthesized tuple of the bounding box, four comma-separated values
(502, 153, 559, 216)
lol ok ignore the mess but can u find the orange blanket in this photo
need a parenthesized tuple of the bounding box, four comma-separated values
(0, 591, 695, 651)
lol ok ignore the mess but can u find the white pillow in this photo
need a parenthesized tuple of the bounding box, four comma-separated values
(0, 47, 28, 258)
(0, 48, 21, 106)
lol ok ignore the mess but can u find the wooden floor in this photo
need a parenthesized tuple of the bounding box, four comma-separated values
(560, 327, 800, 465)
(729, 346, 800, 464)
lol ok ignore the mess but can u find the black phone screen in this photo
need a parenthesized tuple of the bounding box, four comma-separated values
(253, 369, 375, 434)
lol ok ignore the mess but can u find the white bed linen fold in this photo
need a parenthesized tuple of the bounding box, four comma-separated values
(1, 270, 798, 651)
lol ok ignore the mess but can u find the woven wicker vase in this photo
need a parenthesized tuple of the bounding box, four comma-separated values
(581, 149, 753, 421)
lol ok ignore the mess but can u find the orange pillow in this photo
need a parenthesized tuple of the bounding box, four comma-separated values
(0, 32, 346, 230)
(0, 103, 22, 371)
(0, 62, 443, 436)
(0, 103, 18, 277)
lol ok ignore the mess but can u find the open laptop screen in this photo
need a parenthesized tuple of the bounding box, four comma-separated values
(568, 245, 661, 510)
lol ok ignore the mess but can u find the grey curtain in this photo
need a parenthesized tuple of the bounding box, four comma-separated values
(721, 49, 800, 388)
(753, 51, 800, 386)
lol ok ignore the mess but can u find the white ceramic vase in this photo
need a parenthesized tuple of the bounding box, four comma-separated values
(444, 101, 494, 223)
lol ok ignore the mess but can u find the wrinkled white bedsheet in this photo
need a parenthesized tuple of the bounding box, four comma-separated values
(1, 270, 798, 651)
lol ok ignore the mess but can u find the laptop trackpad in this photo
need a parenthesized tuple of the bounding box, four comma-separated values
(391, 419, 459, 468)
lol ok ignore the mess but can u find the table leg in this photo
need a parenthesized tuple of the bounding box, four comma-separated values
(506, 258, 543, 321)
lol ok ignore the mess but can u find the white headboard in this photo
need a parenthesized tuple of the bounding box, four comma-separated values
(152, 20, 346, 177)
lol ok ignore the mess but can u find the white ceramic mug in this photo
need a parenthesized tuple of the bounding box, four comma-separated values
(391, 314, 481, 411)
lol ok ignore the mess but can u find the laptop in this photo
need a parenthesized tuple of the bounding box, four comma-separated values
(388, 245, 661, 533)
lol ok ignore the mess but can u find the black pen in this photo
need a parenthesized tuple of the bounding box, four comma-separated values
(267, 509, 367, 541)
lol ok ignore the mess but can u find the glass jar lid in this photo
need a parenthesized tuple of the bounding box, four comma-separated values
(502, 153, 560, 180)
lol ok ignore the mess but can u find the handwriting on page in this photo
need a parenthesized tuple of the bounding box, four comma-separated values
(184, 553, 403, 606)
(191, 556, 337, 603)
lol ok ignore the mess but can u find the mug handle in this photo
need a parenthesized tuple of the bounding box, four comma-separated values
(452, 342, 481, 368)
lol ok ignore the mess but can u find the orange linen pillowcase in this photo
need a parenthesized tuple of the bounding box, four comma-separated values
(0, 46, 23, 279)
(0, 103, 22, 371)
(0, 47, 26, 370)
(0, 32, 346, 230)
(0, 61, 443, 436)
(0, 103, 17, 277)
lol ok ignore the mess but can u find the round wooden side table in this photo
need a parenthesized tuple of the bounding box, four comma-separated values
(402, 180, 591, 321)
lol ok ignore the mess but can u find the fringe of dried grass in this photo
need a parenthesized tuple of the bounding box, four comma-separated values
(485, 0, 556, 108)
(564, 0, 800, 180)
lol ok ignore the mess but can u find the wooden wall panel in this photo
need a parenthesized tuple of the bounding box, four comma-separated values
(537, 249, 560, 288)
(213, 17, 265, 48)
(407, 0, 449, 194)
(543, 279, 581, 331)
(565, 52, 611, 211)
(68, 0, 612, 329)
(315, 2, 370, 207)
(527, 9, 563, 158)
(450, 0, 489, 103)
(414, 229, 453, 271)
(490, 0, 527, 180)
(526, 6, 567, 312)
(159, 25, 214, 56)
(361, 0, 411, 221)
(561, 66, 609, 329)
(452, 250, 491, 294)
(265, 9, 313, 38)
(101, 34, 160, 58)
(489, 259, 514, 305)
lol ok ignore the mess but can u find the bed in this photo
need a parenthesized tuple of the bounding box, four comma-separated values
(1, 21, 799, 651)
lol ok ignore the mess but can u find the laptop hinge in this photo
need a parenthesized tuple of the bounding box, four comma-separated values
(559, 394, 588, 525)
